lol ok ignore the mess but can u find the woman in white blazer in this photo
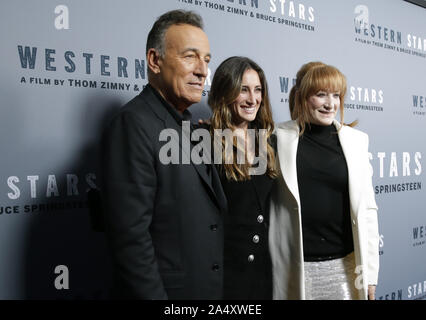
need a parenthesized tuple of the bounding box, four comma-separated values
(269, 62, 379, 300)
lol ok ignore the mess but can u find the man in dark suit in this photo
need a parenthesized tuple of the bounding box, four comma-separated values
(101, 10, 227, 299)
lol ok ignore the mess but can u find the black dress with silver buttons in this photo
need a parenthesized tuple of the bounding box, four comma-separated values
(219, 171, 275, 300)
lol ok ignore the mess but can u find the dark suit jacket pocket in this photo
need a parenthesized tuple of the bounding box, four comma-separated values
(161, 271, 185, 289)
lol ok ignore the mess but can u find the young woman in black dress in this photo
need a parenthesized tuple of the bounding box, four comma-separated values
(208, 56, 278, 299)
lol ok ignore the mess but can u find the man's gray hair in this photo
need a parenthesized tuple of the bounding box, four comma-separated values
(146, 10, 204, 57)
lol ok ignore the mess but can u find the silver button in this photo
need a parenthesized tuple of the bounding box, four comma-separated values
(352, 219, 356, 225)
(257, 215, 264, 223)
(248, 254, 255, 262)
(253, 235, 260, 243)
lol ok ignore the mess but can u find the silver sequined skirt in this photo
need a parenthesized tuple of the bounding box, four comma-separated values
(304, 252, 359, 300)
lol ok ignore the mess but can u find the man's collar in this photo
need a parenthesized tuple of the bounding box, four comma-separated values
(147, 83, 192, 125)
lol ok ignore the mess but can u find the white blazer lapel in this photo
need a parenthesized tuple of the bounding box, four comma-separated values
(276, 121, 300, 203)
(335, 120, 362, 216)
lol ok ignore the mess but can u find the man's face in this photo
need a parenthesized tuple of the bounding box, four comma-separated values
(158, 24, 211, 112)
